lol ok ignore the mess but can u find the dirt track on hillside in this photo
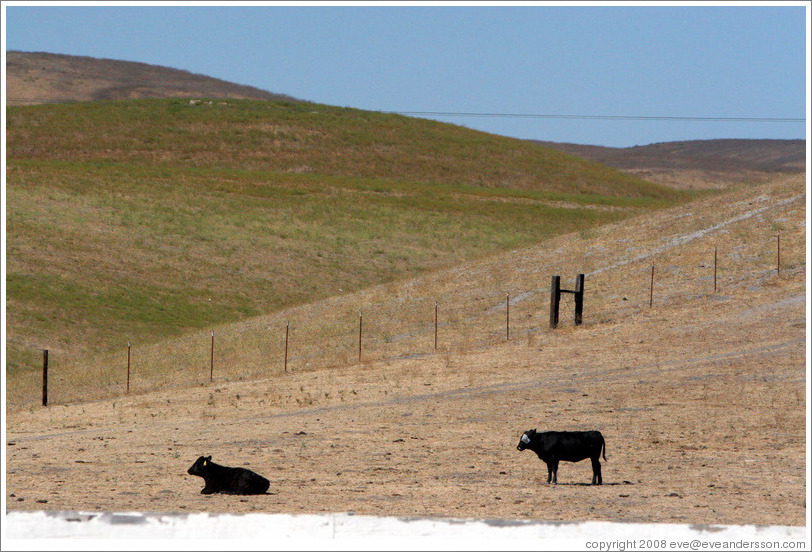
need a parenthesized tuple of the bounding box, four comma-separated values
(5, 176, 806, 527)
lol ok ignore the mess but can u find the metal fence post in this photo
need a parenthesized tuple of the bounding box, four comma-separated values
(127, 342, 131, 393)
(506, 292, 510, 340)
(284, 322, 289, 372)
(434, 303, 438, 350)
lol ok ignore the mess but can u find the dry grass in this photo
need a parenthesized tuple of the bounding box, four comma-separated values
(6, 99, 687, 376)
(5, 174, 806, 526)
(8, 175, 801, 408)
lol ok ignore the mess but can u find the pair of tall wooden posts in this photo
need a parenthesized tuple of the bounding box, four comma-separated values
(549, 274, 585, 329)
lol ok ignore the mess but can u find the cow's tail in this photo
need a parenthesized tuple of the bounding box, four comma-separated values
(601, 435, 607, 461)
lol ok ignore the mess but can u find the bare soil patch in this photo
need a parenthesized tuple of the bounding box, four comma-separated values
(5, 175, 806, 526)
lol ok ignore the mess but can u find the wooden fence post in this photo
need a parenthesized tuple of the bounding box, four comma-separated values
(574, 274, 584, 326)
(549, 276, 561, 329)
(42, 349, 48, 407)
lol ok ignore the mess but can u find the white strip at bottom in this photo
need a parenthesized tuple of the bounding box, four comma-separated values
(3, 510, 808, 551)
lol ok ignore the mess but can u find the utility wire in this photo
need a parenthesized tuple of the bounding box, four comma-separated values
(384, 111, 804, 123)
(8, 97, 804, 123)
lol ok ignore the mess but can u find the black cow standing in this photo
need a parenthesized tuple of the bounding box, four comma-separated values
(516, 429, 607, 485)
(187, 455, 270, 495)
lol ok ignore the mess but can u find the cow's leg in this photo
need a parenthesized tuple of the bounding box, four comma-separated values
(591, 457, 602, 485)
(545, 462, 553, 484)
(551, 460, 559, 484)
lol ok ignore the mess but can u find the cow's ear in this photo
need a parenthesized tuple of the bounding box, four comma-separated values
(206, 456, 212, 461)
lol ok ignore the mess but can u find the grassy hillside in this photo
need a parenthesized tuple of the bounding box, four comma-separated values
(7, 51, 297, 105)
(6, 98, 691, 377)
(7, 99, 685, 195)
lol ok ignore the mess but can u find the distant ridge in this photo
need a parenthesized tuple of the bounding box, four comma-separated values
(533, 139, 805, 174)
(6, 51, 300, 105)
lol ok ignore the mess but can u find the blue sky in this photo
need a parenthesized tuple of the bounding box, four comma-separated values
(3, 2, 808, 147)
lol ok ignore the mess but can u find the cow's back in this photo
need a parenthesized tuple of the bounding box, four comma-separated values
(542, 430, 604, 462)
(225, 466, 270, 495)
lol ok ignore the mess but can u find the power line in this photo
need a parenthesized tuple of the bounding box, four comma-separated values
(8, 97, 804, 124)
(385, 111, 805, 123)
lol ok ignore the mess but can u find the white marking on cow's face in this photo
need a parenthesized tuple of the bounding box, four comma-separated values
(520, 434, 531, 444)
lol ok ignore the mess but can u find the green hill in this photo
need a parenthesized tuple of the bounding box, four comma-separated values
(5, 98, 691, 377)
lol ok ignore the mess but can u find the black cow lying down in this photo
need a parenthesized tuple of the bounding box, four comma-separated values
(517, 429, 606, 485)
(187, 456, 270, 495)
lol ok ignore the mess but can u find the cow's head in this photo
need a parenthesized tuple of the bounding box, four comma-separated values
(188, 455, 212, 476)
(517, 429, 536, 451)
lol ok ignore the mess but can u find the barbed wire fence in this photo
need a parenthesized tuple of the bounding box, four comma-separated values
(27, 223, 798, 409)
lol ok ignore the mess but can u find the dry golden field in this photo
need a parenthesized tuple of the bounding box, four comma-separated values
(5, 174, 806, 526)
